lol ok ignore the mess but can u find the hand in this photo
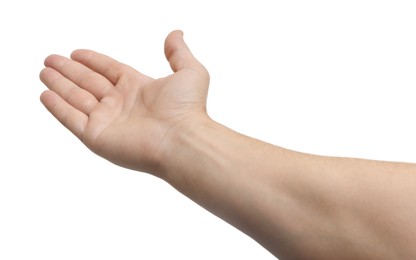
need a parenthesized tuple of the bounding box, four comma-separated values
(40, 30, 210, 175)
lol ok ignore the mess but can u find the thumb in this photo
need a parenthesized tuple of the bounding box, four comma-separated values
(164, 30, 204, 73)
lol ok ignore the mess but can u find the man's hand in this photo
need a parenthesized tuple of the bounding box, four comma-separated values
(40, 30, 210, 175)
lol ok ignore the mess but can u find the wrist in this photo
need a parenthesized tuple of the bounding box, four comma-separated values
(154, 113, 218, 180)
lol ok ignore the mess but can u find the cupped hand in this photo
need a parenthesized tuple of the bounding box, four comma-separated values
(40, 30, 210, 175)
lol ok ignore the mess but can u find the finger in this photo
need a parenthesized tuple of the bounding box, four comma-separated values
(40, 90, 88, 139)
(70, 49, 129, 85)
(164, 30, 206, 74)
(44, 54, 113, 100)
(40, 67, 99, 115)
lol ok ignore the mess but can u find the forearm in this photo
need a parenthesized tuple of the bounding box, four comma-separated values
(160, 118, 295, 254)
(158, 118, 416, 259)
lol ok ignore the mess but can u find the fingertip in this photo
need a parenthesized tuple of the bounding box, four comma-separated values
(166, 29, 184, 39)
(70, 49, 92, 61)
(171, 29, 184, 39)
(39, 66, 53, 76)
(39, 90, 55, 107)
(165, 30, 184, 51)
(43, 54, 59, 66)
(40, 89, 53, 99)
(39, 67, 47, 81)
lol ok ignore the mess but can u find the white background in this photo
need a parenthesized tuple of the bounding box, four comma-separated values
(1, 1, 415, 259)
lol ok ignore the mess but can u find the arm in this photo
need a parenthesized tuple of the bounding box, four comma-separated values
(162, 119, 416, 259)
(40, 30, 416, 260)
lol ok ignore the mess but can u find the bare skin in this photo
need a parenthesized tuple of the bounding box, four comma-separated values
(40, 30, 416, 259)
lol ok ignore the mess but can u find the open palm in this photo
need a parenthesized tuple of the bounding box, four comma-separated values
(40, 31, 209, 174)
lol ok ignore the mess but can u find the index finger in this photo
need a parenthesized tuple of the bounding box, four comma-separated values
(70, 49, 128, 85)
